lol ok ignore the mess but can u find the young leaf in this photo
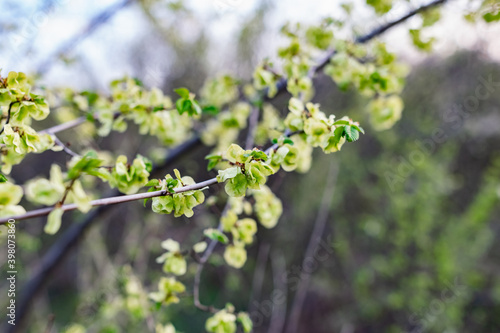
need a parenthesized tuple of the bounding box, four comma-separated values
(205, 154, 223, 171)
(145, 179, 160, 187)
(217, 167, 240, 183)
(204, 228, 229, 244)
(174, 87, 190, 99)
(344, 125, 360, 142)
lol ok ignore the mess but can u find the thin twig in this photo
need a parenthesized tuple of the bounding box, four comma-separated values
(0, 100, 20, 134)
(9, 136, 201, 332)
(39, 116, 88, 135)
(19, 0, 446, 148)
(53, 136, 81, 158)
(355, 0, 448, 43)
(0, 177, 218, 224)
(6, 2, 450, 331)
(58, 178, 77, 207)
(4, 129, 303, 225)
(286, 161, 339, 333)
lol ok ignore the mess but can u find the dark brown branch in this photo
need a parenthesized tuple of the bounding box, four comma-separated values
(0, 100, 20, 135)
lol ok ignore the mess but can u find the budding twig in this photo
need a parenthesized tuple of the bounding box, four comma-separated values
(0, 178, 218, 225)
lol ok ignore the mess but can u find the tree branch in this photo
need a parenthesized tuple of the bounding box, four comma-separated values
(286, 161, 339, 333)
(53, 136, 81, 158)
(0, 100, 20, 134)
(5, 2, 450, 331)
(39, 116, 88, 135)
(7, 135, 201, 332)
(0, 177, 218, 224)
(355, 0, 448, 44)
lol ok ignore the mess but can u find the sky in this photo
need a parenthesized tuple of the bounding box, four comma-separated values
(1, 0, 499, 90)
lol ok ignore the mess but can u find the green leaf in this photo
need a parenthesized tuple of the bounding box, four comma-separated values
(67, 151, 103, 180)
(483, 11, 500, 22)
(237, 312, 253, 333)
(145, 179, 160, 187)
(152, 105, 165, 112)
(173, 169, 182, 181)
(193, 241, 208, 253)
(166, 178, 179, 193)
(174, 87, 190, 99)
(344, 125, 360, 142)
(217, 167, 240, 183)
(0, 173, 7, 183)
(204, 228, 229, 244)
(205, 154, 223, 171)
(351, 124, 365, 134)
(333, 119, 350, 126)
(175, 98, 186, 114)
(225, 173, 248, 197)
(249, 150, 268, 161)
(192, 100, 202, 116)
(202, 105, 220, 115)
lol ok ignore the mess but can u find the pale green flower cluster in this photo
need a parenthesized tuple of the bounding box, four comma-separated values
(200, 75, 239, 108)
(216, 144, 275, 197)
(215, 188, 282, 269)
(86, 77, 194, 145)
(324, 41, 409, 130)
(148, 276, 185, 305)
(368, 95, 404, 131)
(201, 102, 251, 153)
(106, 155, 152, 195)
(25, 164, 66, 206)
(156, 239, 187, 276)
(122, 267, 150, 319)
(1, 124, 59, 174)
(0, 71, 59, 174)
(285, 97, 364, 154)
(149, 239, 187, 308)
(253, 103, 284, 146)
(250, 185, 283, 229)
(151, 169, 205, 218)
(205, 304, 252, 333)
(25, 161, 94, 234)
(0, 182, 25, 217)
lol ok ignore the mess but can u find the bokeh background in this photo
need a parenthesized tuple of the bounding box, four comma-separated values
(1, 0, 500, 332)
